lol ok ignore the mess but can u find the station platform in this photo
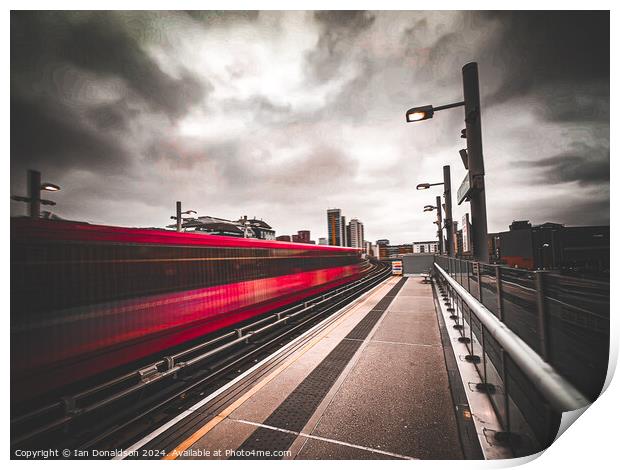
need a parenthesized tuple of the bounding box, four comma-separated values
(126, 276, 484, 460)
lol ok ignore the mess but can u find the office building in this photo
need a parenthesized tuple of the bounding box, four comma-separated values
(327, 209, 343, 246)
(348, 218, 365, 249)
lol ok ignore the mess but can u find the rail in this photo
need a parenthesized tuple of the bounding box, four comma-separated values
(433, 256, 609, 454)
(11, 260, 391, 448)
(435, 263, 588, 411)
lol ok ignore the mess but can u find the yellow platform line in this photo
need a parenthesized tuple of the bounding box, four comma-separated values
(162, 278, 394, 460)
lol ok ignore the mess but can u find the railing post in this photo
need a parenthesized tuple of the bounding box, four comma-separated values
(476, 262, 483, 301)
(495, 265, 503, 321)
(535, 271, 550, 361)
(467, 260, 471, 293)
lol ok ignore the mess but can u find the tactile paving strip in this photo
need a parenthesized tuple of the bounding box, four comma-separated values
(231, 277, 408, 459)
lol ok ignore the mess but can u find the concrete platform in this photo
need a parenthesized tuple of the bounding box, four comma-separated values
(166, 277, 468, 460)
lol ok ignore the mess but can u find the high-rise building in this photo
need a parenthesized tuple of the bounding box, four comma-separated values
(348, 219, 364, 248)
(341, 215, 347, 247)
(327, 209, 342, 246)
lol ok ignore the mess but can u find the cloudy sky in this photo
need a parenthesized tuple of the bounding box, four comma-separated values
(10, 11, 609, 244)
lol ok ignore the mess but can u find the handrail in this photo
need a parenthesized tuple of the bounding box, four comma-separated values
(434, 262, 590, 412)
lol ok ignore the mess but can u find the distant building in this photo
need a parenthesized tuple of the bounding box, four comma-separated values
(297, 230, 311, 243)
(318, 237, 328, 245)
(348, 219, 365, 249)
(489, 220, 609, 277)
(341, 215, 348, 247)
(234, 216, 276, 240)
(168, 215, 275, 240)
(376, 242, 413, 260)
(290, 230, 312, 244)
(327, 209, 343, 246)
(276, 235, 291, 242)
(413, 241, 439, 254)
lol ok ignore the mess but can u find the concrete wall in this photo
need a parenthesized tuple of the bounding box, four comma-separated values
(402, 254, 435, 275)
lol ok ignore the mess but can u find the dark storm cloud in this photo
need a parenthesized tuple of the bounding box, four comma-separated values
(481, 11, 609, 104)
(516, 143, 609, 186)
(11, 11, 209, 120)
(87, 100, 140, 132)
(11, 10, 211, 183)
(306, 11, 375, 82)
(9, 11, 610, 240)
(184, 10, 260, 24)
(10, 94, 130, 173)
(539, 84, 610, 123)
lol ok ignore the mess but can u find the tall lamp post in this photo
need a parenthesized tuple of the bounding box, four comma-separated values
(11, 169, 61, 218)
(416, 164, 454, 256)
(406, 62, 488, 262)
(171, 201, 196, 232)
(423, 197, 443, 255)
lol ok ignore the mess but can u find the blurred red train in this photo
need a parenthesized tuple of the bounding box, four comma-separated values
(11, 218, 365, 401)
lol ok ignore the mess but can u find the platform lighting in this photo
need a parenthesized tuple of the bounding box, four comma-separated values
(173, 202, 197, 232)
(405, 102, 464, 123)
(423, 205, 435, 212)
(10, 170, 61, 218)
(405, 62, 488, 262)
(41, 183, 61, 192)
(416, 182, 443, 190)
(405, 105, 434, 122)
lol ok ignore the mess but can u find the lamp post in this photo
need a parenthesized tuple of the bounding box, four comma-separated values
(423, 197, 443, 255)
(406, 62, 488, 262)
(11, 169, 61, 218)
(171, 201, 196, 232)
(416, 165, 454, 256)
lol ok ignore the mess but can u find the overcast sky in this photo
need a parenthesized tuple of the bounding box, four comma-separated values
(10, 11, 609, 244)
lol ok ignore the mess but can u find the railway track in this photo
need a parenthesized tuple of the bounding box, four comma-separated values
(11, 260, 391, 458)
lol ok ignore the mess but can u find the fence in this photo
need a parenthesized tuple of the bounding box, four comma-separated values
(433, 256, 608, 456)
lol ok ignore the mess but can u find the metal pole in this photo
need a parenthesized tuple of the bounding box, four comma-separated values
(462, 62, 489, 263)
(495, 265, 504, 321)
(28, 169, 41, 219)
(443, 165, 453, 256)
(176, 201, 182, 232)
(436, 195, 443, 255)
(535, 271, 550, 361)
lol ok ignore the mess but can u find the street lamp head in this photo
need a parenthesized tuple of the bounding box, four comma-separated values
(405, 105, 434, 123)
(41, 183, 61, 192)
(416, 183, 431, 190)
(183, 210, 197, 215)
(423, 205, 435, 212)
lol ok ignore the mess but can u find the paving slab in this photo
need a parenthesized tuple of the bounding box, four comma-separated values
(174, 277, 465, 460)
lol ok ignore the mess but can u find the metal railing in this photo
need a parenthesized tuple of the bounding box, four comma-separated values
(433, 256, 609, 455)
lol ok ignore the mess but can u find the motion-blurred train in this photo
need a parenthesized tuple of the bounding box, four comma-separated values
(11, 218, 365, 401)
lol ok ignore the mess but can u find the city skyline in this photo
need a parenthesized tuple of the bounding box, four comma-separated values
(11, 11, 609, 244)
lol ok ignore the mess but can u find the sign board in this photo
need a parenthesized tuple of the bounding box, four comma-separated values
(462, 214, 471, 254)
(457, 172, 472, 205)
(391, 260, 403, 276)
